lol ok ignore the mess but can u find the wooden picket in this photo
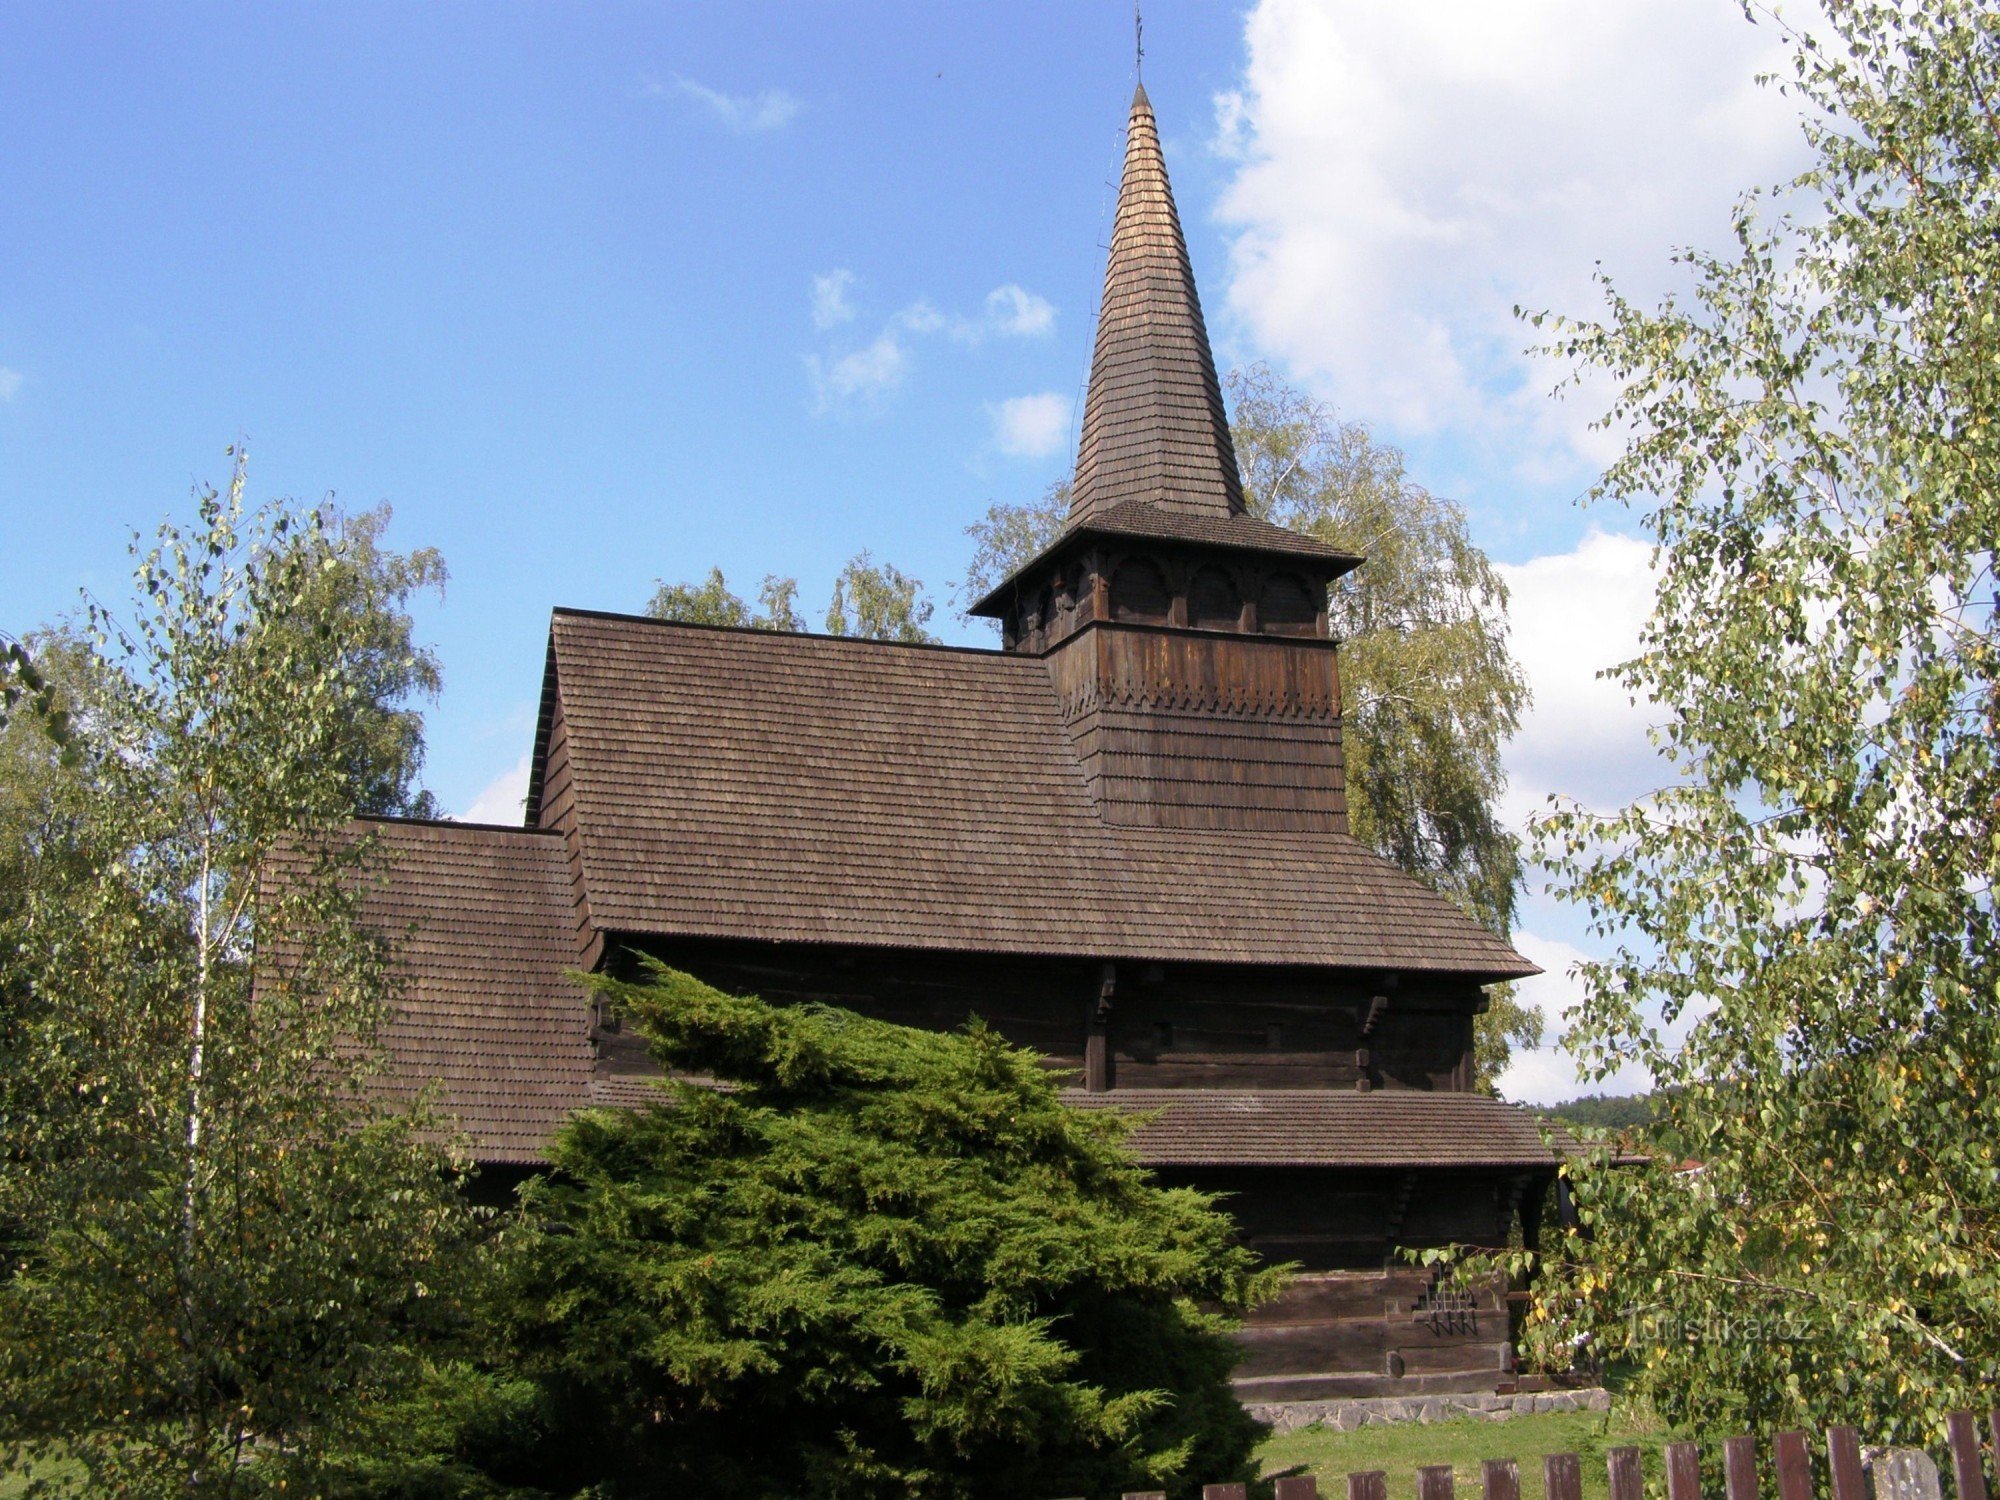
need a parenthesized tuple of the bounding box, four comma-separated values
(1828, 1427, 1866, 1500)
(1104, 1405, 2000, 1500)
(1726, 1433, 1759, 1500)
(1666, 1441, 1702, 1500)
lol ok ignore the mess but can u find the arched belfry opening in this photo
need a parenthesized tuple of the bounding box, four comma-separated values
(1109, 557, 1172, 626)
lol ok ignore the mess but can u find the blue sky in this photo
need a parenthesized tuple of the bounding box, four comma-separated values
(0, 1, 1818, 1099)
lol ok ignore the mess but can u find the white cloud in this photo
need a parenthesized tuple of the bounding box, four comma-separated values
(656, 75, 801, 133)
(1214, 0, 1812, 476)
(989, 392, 1071, 458)
(1490, 534, 1698, 1107)
(899, 301, 950, 336)
(1496, 529, 1663, 829)
(803, 284, 1056, 413)
(460, 753, 531, 826)
(1496, 930, 1654, 1104)
(806, 328, 910, 413)
(0, 369, 20, 401)
(985, 284, 1056, 338)
(811, 269, 856, 329)
(896, 288, 1055, 344)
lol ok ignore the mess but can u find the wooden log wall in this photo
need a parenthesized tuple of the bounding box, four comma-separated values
(603, 939, 1486, 1097)
(1229, 1266, 1514, 1402)
(1143, 1164, 1530, 1401)
(1159, 1168, 1522, 1272)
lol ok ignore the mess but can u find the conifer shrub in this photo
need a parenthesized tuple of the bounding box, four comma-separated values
(474, 961, 1277, 1500)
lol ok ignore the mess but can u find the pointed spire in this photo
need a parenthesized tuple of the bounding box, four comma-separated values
(1069, 84, 1243, 525)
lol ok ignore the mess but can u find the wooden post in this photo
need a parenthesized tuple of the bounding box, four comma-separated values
(1085, 963, 1116, 1092)
(1346, 1472, 1385, 1500)
(1776, 1429, 1814, 1500)
(1608, 1447, 1643, 1500)
(1419, 1465, 1456, 1500)
(1666, 1442, 1702, 1500)
(1948, 1411, 1989, 1500)
(1545, 1453, 1583, 1500)
(1725, 1434, 1759, 1500)
(1276, 1477, 1321, 1500)
(1519, 1179, 1546, 1254)
(1484, 1458, 1521, 1500)
(1829, 1425, 1867, 1500)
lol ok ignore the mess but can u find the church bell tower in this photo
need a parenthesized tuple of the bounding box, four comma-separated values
(969, 84, 1362, 833)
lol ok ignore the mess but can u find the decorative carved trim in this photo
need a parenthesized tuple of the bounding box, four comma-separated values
(1055, 681, 1342, 722)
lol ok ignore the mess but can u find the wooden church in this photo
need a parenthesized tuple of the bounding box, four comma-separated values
(359, 82, 1569, 1402)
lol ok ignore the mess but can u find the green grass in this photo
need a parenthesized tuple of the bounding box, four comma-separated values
(0, 1443, 86, 1499)
(1255, 1403, 1668, 1500)
(3, 1406, 1663, 1500)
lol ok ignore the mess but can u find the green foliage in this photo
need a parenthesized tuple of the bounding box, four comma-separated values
(477, 963, 1274, 1500)
(824, 549, 940, 643)
(644, 566, 806, 632)
(955, 482, 1068, 611)
(0, 454, 476, 1495)
(959, 368, 1537, 1088)
(3, 499, 445, 825)
(276, 503, 448, 817)
(1467, 990, 1541, 1096)
(1524, 0, 2000, 1442)
(0, 639, 75, 767)
(295, 1360, 550, 1500)
(0, 633, 96, 896)
(647, 555, 938, 643)
(1535, 1094, 1655, 1133)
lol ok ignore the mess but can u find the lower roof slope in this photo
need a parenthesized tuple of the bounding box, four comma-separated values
(535, 610, 1535, 980)
(341, 827, 1553, 1169)
(353, 818, 593, 1164)
(1065, 1090, 1576, 1168)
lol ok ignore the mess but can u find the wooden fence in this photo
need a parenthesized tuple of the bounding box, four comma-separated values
(1114, 1407, 2000, 1500)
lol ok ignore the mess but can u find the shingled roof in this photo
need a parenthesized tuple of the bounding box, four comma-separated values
(1065, 1090, 1577, 1168)
(353, 818, 593, 1164)
(1067, 500, 1356, 566)
(967, 500, 1359, 618)
(1072, 83, 1243, 525)
(527, 609, 1535, 980)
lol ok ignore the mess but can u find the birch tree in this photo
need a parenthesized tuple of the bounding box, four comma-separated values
(1520, 0, 2000, 1439)
(0, 455, 473, 1494)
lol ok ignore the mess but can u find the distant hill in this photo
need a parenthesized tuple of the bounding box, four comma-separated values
(1535, 1093, 1655, 1131)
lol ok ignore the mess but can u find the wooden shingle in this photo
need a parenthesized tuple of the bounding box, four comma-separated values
(529, 610, 1535, 980)
(1065, 1090, 1577, 1168)
(351, 818, 593, 1163)
(1070, 84, 1244, 526)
